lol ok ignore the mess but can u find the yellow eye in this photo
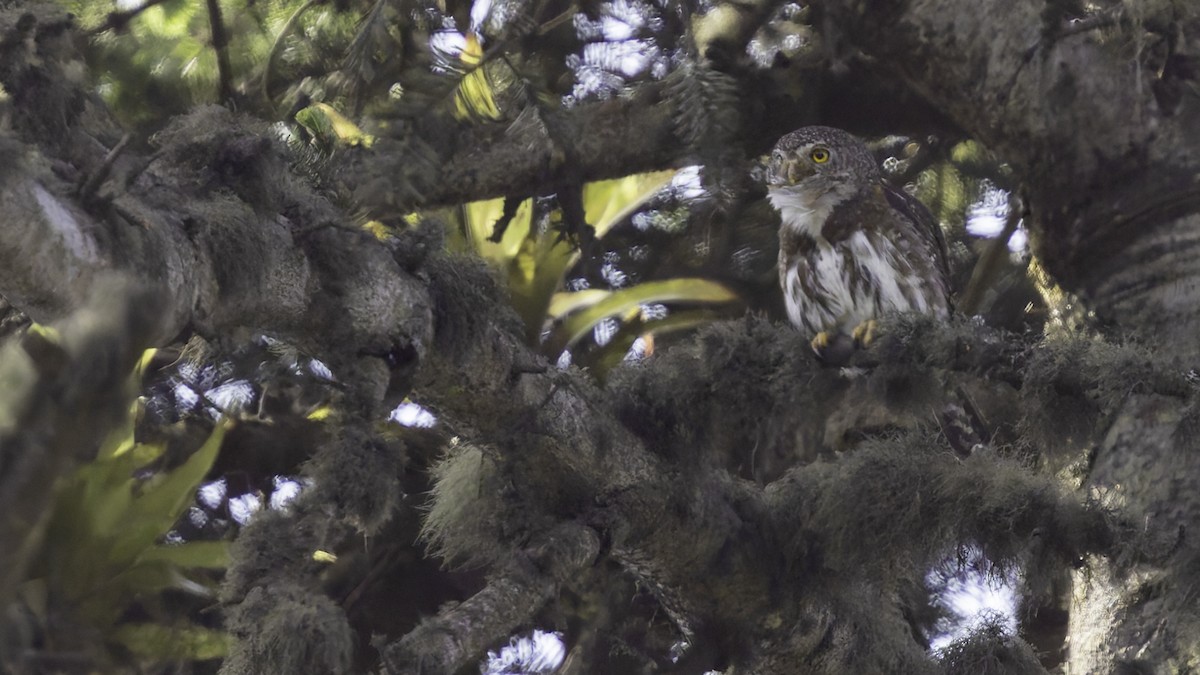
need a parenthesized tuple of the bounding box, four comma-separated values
(810, 147, 830, 163)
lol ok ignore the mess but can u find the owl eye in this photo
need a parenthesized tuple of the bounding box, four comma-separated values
(772, 150, 785, 162)
(810, 147, 831, 163)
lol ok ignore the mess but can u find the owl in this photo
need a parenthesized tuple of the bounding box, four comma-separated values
(765, 126, 950, 355)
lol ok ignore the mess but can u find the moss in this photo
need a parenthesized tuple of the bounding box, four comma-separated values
(770, 431, 1124, 588)
(423, 252, 523, 362)
(221, 581, 353, 675)
(304, 426, 406, 535)
(1019, 332, 1184, 464)
(937, 616, 1044, 674)
(608, 317, 817, 468)
(870, 312, 1023, 377)
(420, 441, 511, 569)
(388, 215, 445, 272)
(221, 509, 322, 603)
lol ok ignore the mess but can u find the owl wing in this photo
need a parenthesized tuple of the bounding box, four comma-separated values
(882, 181, 950, 282)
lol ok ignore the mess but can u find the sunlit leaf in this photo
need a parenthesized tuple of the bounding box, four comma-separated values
(97, 349, 158, 460)
(140, 0, 201, 40)
(548, 289, 612, 319)
(544, 279, 739, 355)
(583, 170, 678, 237)
(295, 103, 375, 148)
(307, 405, 335, 421)
(111, 622, 230, 661)
(459, 170, 683, 344)
(508, 233, 575, 341)
(24, 323, 60, 344)
(134, 348, 158, 379)
(464, 198, 533, 261)
(454, 33, 502, 121)
(97, 405, 138, 460)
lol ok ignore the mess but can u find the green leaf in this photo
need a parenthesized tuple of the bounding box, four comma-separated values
(107, 423, 227, 565)
(583, 170, 677, 237)
(507, 233, 575, 341)
(110, 622, 230, 661)
(543, 278, 739, 356)
(104, 560, 198, 598)
(548, 289, 611, 319)
(454, 34, 502, 121)
(463, 198, 533, 261)
(457, 170, 680, 345)
(137, 541, 230, 569)
(295, 103, 375, 149)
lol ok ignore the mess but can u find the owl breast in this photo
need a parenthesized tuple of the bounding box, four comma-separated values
(779, 229, 945, 336)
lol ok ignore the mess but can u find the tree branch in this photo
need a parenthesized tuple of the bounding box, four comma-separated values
(355, 86, 682, 213)
(380, 523, 601, 674)
(205, 0, 235, 104)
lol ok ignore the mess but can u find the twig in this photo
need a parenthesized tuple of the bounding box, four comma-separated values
(379, 523, 601, 674)
(536, 5, 578, 35)
(77, 133, 132, 203)
(958, 193, 1023, 316)
(206, 0, 235, 104)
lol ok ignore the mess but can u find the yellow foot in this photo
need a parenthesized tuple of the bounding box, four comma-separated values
(851, 319, 878, 347)
(810, 331, 831, 354)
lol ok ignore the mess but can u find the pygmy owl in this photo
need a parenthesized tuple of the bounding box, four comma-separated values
(765, 126, 950, 354)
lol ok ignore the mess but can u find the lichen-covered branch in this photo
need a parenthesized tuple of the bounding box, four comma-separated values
(380, 523, 601, 674)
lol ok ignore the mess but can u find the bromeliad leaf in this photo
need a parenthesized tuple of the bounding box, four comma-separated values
(107, 422, 227, 565)
(295, 103, 376, 149)
(543, 278, 738, 356)
(584, 170, 677, 238)
(111, 622, 231, 661)
(459, 170, 689, 345)
(548, 289, 611, 319)
(136, 540, 231, 570)
(580, 308, 727, 376)
(454, 34, 502, 121)
(464, 197, 533, 260)
(41, 422, 228, 614)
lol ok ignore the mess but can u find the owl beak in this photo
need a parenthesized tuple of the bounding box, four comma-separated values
(768, 157, 812, 186)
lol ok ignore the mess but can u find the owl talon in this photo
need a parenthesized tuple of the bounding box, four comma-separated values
(851, 319, 877, 347)
(810, 331, 831, 354)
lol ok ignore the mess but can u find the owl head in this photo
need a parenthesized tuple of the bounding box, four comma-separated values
(765, 126, 881, 210)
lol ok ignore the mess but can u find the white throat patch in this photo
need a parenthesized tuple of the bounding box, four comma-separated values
(768, 185, 854, 239)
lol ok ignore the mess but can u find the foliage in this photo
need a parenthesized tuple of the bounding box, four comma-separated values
(443, 168, 742, 364)
(25, 380, 229, 665)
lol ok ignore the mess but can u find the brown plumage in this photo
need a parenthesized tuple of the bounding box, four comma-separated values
(765, 126, 949, 352)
